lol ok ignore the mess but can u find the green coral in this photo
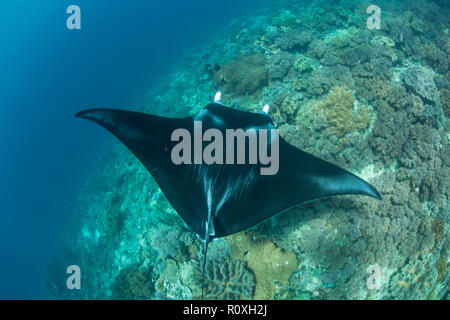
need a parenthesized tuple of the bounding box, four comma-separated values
(192, 260, 255, 300)
(293, 78, 307, 91)
(272, 10, 299, 28)
(294, 55, 313, 73)
(435, 258, 447, 283)
(431, 219, 445, 243)
(439, 88, 450, 117)
(103, 192, 124, 240)
(213, 54, 268, 97)
(328, 29, 356, 48)
(272, 94, 301, 125)
(371, 35, 395, 48)
(111, 265, 154, 300)
(403, 10, 427, 33)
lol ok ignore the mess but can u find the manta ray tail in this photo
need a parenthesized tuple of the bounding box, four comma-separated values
(201, 236, 210, 300)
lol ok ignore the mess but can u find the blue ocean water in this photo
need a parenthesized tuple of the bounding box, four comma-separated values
(0, 0, 262, 299)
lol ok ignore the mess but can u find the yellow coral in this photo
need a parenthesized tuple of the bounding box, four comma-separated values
(226, 231, 298, 299)
(397, 280, 411, 290)
(314, 87, 372, 136)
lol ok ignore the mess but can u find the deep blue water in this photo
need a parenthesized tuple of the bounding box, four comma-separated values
(0, 0, 262, 299)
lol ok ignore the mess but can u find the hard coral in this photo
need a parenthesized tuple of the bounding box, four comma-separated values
(213, 54, 268, 97)
(150, 226, 193, 260)
(275, 30, 315, 52)
(272, 10, 299, 28)
(401, 66, 440, 104)
(227, 231, 298, 300)
(268, 51, 295, 81)
(111, 265, 153, 300)
(272, 94, 301, 125)
(103, 192, 124, 240)
(192, 260, 255, 300)
(294, 55, 313, 73)
(314, 87, 372, 136)
(388, 253, 446, 300)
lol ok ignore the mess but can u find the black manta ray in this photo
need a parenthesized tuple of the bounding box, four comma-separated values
(76, 93, 381, 299)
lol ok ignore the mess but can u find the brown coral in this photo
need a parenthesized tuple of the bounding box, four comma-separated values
(431, 219, 445, 243)
(192, 260, 255, 300)
(314, 86, 372, 136)
(213, 54, 268, 97)
(111, 265, 153, 300)
(226, 231, 298, 299)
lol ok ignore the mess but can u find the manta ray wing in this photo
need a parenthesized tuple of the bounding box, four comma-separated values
(211, 137, 381, 237)
(76, 108, 209, 236)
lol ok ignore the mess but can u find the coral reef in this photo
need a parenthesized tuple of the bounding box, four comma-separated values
(53, 0, 449, 300)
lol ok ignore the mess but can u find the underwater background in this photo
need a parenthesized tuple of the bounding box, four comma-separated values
(1, 0, 448, 299)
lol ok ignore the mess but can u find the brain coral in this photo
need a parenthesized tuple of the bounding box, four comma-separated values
(227, 231, 298, 299)
(192, 259, 255, 300)
(213, 54, 268, 97)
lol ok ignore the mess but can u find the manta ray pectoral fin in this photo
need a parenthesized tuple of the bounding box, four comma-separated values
(280, 140, 382, 202)
(212, 138, 382, 237)
(76, 108, 209, 237)
(336, 169, 382, 201)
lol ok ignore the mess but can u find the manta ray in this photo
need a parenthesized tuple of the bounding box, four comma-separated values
(76, 93, 381, 299)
